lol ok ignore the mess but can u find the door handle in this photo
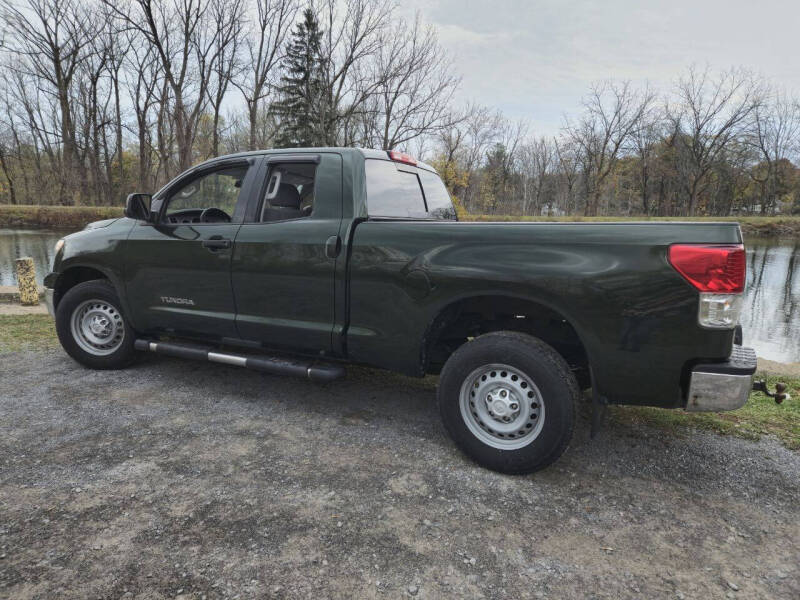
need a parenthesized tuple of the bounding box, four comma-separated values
(202, 236, 231, 251)
(325, 235, 341, 259)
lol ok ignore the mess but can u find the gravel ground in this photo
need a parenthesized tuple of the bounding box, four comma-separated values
(0, 350, 798, 600)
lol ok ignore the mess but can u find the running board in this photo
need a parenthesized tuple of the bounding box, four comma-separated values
(134, 339, 345, 383)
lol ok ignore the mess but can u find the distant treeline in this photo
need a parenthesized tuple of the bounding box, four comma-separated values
(0, 0, 798, 218)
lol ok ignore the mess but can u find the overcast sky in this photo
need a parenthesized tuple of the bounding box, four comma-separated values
(401, 0, 795, 136)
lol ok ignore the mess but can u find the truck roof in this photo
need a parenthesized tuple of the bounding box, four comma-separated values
(192, 147, 438, 174)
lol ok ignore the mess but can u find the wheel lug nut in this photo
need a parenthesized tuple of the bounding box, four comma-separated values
(500, 390, 507, 398)
(510, 403, 518, 410)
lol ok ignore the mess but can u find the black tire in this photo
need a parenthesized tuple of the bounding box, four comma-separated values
(438, 331, 578, 474)
(55, 279, 137, 370)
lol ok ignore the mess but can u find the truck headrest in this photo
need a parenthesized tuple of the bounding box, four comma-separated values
(271, 183, 301, 208)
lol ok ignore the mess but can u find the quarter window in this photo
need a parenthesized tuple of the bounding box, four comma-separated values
(365, 159, 456, 220)
(418, 169, 457, 220)
(365, 159, 427, 218)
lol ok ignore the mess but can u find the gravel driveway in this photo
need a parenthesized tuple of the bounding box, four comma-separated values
(1, 350, 798, 599)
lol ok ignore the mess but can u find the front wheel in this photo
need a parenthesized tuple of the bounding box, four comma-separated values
(438, 331, 579, 474)
(55, 279, 137, 369)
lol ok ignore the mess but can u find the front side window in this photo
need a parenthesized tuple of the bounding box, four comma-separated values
(164, 165, 249, 224)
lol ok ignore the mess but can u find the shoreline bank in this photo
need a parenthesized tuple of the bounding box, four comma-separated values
(3, 204, 800, 236)
(0, 205, 122, 230)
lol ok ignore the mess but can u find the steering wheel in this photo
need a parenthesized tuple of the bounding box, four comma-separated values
(199, 207, 231, 223)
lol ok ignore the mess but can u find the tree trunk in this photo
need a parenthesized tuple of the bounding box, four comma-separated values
(248, 101, 258, 151)
(114, 72, 124, 201)
(211, 110, 221, 158)
(0, 145, 17, 205)
(584, 188, 601, 216)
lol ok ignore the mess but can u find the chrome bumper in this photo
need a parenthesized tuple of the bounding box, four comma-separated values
(685, 346, 756, 412)
(44, 288, 55, 317)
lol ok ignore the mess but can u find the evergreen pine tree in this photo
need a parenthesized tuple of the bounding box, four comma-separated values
(272, 8, 325, 148)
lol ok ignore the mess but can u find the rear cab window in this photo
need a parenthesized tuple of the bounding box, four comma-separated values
(365, 159, 456, 220)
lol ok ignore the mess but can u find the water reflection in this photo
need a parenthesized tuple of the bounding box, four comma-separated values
(0, 228, 798, 363)
(742, 238, 800, 363)
(0, 228, 66, 286)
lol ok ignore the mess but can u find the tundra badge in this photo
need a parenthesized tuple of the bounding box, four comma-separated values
(160, 296, 195, 306)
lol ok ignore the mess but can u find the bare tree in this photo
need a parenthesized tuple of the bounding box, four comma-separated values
(519, 137, 554, 215)
(459, 108, 508, 211)
(314, 0, 394, 145)
(554, 138, 581, 215)
(233, 0, 297, 151)
(205, 0, 244, 158)
(748, 88, 800, 214)
(630, 101, 665, 214)
(124, 36, 163, 190)
(567, 80, 654, 216)
(368, 13, 460, 150)
(104, 0, 220, 172)
(667, 66, 759, 215)
(2, 0, 92, 202)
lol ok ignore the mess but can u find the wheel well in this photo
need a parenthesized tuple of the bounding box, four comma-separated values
(423, 296, 590, 387)
(53, 267, 109, 309)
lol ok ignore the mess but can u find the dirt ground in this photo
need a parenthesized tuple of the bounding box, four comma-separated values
(0, 304, 48, 316)
(0, 349, 798, 599)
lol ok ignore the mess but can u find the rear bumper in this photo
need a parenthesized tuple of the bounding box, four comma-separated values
(685, 346, 756, 412)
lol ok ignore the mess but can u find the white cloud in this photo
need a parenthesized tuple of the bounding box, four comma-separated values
(401, 0, 799, 135)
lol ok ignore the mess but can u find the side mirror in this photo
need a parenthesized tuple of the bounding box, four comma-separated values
(124, 193, 152, 221)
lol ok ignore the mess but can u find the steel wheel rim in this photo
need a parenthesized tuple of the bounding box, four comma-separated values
(70, 299, 125, 356)
(459, 363, 546, 450)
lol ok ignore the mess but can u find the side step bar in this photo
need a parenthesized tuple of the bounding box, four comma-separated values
(134, 339, 345, 383)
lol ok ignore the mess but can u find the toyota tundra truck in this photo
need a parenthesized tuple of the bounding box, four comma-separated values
(44, 147, 756, 474)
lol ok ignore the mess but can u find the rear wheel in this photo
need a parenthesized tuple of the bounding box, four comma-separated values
(55, 280, 136, 369)
(438, 331, 578, 474)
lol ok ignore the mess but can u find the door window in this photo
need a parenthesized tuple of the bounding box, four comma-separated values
(260, 162, 317, 222)
(163, 165, 249, 224)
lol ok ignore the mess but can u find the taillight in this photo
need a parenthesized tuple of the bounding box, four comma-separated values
(668, 244, 745, 293)
(387, 150, 417, 166)
(668, 244, 746, 329)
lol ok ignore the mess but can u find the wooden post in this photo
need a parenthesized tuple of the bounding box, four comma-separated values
(15, 257, 39, 306)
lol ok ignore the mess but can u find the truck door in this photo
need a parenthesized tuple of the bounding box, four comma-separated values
(124, 158, 260, 340)
(231, 153, 343, 354)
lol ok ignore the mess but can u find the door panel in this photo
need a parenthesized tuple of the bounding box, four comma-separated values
(124, 159, 259, 340)
(231, 153, 343, 353)
(125, 222, 242, 339)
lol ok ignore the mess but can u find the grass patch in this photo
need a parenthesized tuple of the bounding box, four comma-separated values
(612, 372, 800, 450)
(0, 204, 123, 229)
(0, 314, 58, 353)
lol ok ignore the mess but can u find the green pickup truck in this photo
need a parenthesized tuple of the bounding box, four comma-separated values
(45, 148, 756, 474)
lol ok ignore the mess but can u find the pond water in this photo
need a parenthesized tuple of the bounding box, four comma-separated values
(0, 228, 798, 363)
(0, 228, 64, 287)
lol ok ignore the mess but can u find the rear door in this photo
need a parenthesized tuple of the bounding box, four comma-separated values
(125, 157, 260, 341)
(230, 152, 343, 354)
